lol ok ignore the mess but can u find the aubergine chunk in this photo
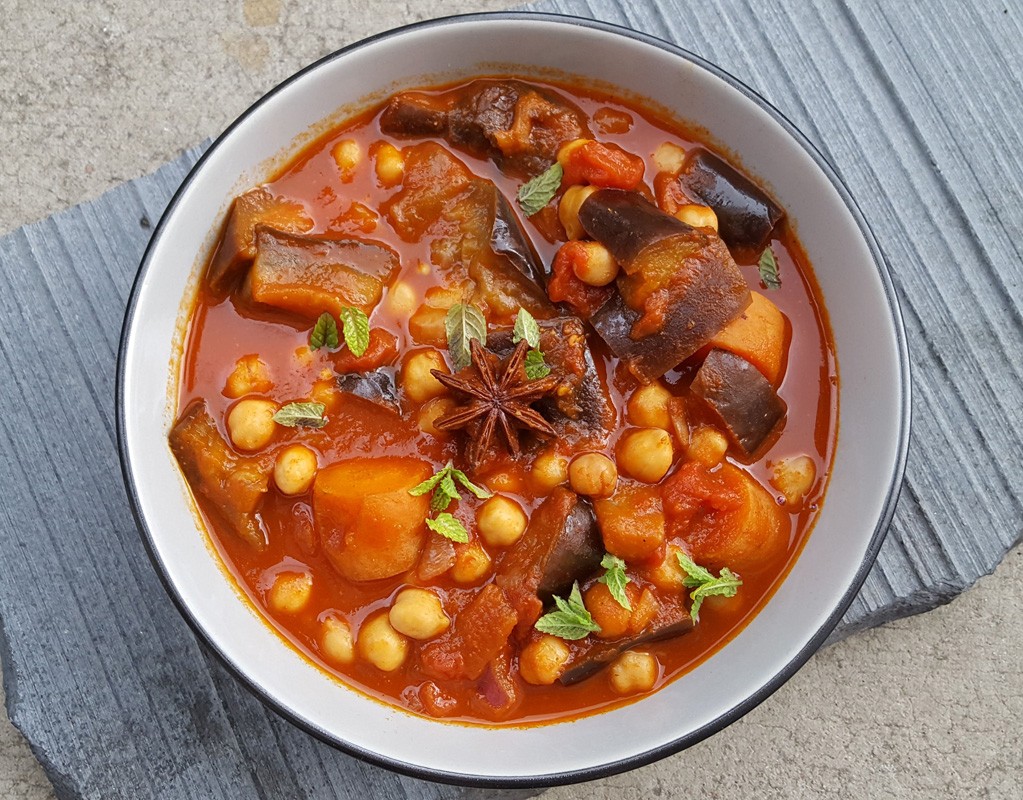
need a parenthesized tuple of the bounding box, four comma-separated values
(384, 142, 552, 320)
(379, 79, 590, 179)
(580, 189, 751, 381)
(496, 488, 603, 633)
(245, 227, 399, 320)
(169, 401, 271, 550)
(335, 369, 398, 412)
(678, 149, 785, 260)
(489, 316, 616, 449)
(691, 348, 787, 456)
(558, 593, 693, 685)
(207, 187, 313, 294)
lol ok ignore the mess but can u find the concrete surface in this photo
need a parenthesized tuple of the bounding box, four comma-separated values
(0, 1, 1019, 797)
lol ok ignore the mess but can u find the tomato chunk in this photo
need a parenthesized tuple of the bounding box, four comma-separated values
(562, 140, 645, 189)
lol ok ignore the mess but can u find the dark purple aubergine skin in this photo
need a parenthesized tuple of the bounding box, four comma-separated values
(559, 594, 694, 685)
(580, 189, 752, 381)
(691, 348, 787, 456)
(536, 499, 604, 601)
(379, 79, 590, 178)
(578, 188, 692, 268)
(679, 149, 785, 260)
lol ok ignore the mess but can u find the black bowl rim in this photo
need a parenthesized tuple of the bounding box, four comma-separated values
(115, 9, 912, 790)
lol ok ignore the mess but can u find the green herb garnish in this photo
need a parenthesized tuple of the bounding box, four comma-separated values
(425, 512, 470, 543)
(758, 246, 781, 290)
(339, 306, 370, 357)
(524, 349, 551, 380)
(512, 307, 542, 348)
(517, 162, 564, 217)
(272, 401, 327, 429)
(444, 303, 487, 370)
(309, 312, 339, 351)
(407, 460, 491, 517)
(676, 551, 742, 623)
(513, 307, 551, 379)
(597, 554, 632, 611)
(535, 581, 601, 640)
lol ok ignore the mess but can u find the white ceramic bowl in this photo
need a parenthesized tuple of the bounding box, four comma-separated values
(117, 12, 910, 787)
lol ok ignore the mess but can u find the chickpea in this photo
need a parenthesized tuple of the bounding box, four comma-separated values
(531, 450, 569, 493)
(616, 428, 674, 483)
(571, 241, 620, 287)
(331, 138, 360, 182)
(224, 354, 272, 398)
(274, 444, 318, 496)
(569, 452, 618, 498)
(519, 635, 571, 686)
(388, 588, 449, 640)
(268, 571, 313, 614)
(556, 137, 591, 168)
(585, 582, 636, 640)
(627, 383, 672, 429)
(417, 397, 457, 436)
(385, 280, 417, 317)
(401, 349, 449, 404)
(227, 398, 278, 451)
(321, 615, 355, 665)
(373, 141, 404, 186)
(451, 543, 492, 584)
(653, 142, 686, 175)
(770, 455, 817, 506)
(558, 185, 599, 240)
(688, 426, 729, 467)
(609, 651, 658, 695)
(357, 612, 409, 672)
(675, 204, 719, 231)
(476, 496, 528, 547)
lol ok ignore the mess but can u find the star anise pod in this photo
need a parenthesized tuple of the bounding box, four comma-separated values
(431, 339, 559, 466)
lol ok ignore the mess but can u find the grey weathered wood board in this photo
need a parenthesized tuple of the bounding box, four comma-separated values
(0, 0, 1020, 798)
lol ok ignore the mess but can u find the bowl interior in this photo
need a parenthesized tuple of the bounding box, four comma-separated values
(119, 14, 907, 786)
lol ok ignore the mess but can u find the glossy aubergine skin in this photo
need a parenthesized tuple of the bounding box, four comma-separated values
(379, 79, 590, 179)
(679, 149, 785, 260)
(580, 189, 751, 381)
(691, 348, 787, 456)
(559, 593, 694, 685)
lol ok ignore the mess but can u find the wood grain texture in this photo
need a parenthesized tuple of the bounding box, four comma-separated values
(0, 0, 1019, 797)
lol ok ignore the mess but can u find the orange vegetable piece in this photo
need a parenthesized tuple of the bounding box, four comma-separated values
(709, 291, 789, 385)
(593, 482, 666, 562)
(313, 456, 431, 581)
(662, 462, 788, 572)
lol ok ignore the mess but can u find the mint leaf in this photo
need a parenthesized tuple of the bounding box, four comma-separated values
(451, 468, 492, 500)
(426, 512, 470, 543)
(445, 303, 487, 370)
(524, 348, 551, 380)
(410, 461, 490, 514)
(309, 312, 339, 351)
(597, 554, 632, 611)
(517, 162, 564, 217)
(676, 551, 742, 622)
(535, 581, 601, 640)
(758, 246, 781, 290)
(432, 471, 460, 513)
(339, 306, 370, 357)
(408, 470, 446, 497)
(272, 401, 327, 429)
(512, 307, 542, 348)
